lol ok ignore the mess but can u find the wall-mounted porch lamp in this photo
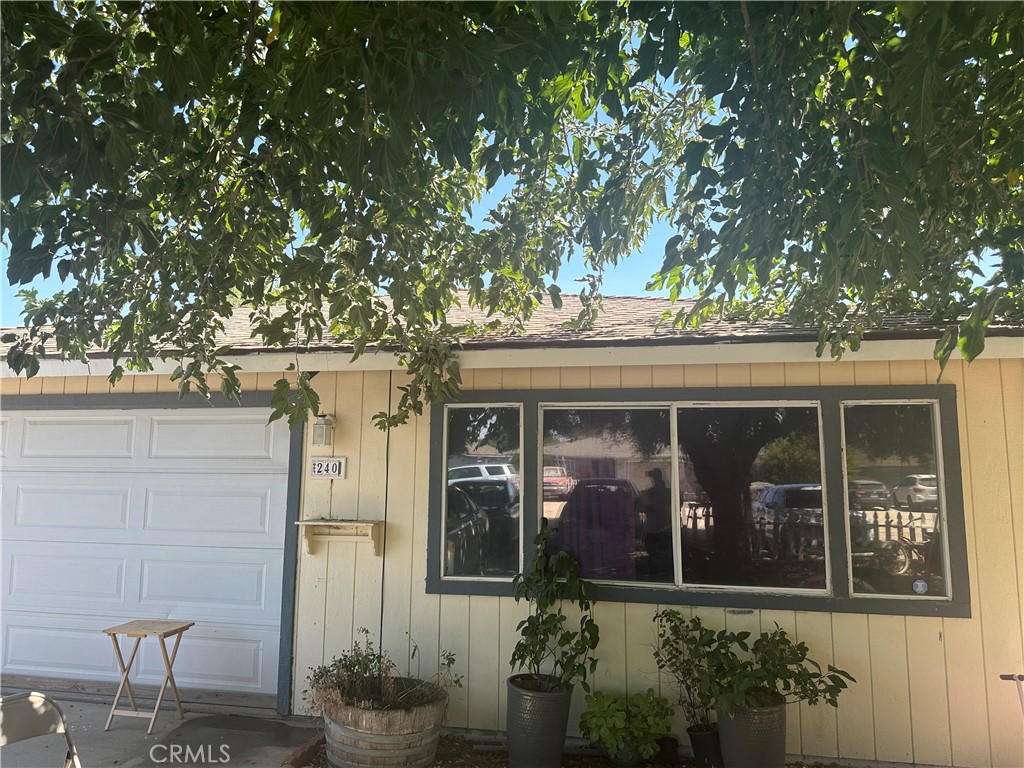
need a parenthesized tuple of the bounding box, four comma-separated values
(311, 413, 336, 446)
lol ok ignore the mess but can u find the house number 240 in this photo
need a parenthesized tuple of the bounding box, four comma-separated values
(309, 458, 347, 478)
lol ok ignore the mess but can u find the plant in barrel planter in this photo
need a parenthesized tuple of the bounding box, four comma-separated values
(579, 689, 674, 767)
(703, 624, 855, 768)
(507, 527, 600, 768)
(306, 628, 461, 768)
(652, 611, 723, 768)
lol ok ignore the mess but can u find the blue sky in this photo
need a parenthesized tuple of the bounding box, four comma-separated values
(0, 222, 675, 327)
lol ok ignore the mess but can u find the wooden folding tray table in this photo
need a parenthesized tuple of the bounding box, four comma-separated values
(103, 619, 194, 734)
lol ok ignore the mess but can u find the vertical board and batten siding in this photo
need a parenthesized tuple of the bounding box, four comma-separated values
(286, 359, 1023, 767)
(293, 358, 1024, 767)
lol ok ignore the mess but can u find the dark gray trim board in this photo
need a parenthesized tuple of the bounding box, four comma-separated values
(426, 384, 971, 619)
(278, 422, 304, 715)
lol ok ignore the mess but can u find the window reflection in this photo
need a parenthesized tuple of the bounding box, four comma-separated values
(844, 403, 946, 597)
(444, 406, 520, 577)
(542, 408, 672, 583)
(677, 406, 826, 590)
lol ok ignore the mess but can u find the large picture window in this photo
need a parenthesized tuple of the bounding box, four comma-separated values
(427, 385, 969, 617)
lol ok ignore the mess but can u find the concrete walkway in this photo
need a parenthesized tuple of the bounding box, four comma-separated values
(1, 698, 320, 768)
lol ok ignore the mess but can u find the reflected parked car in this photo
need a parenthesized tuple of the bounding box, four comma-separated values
(848, 478, 890, 510)
(448, 478, 520, 542)
(755, 484, 823, 525)
(445, 485, 489, 576)
(447, 463, 518, 481)
(753, 483, 824, 558)
(892, 474, 938, 510)
(542, 466, 576, 500)
(554, 479, 640, 580)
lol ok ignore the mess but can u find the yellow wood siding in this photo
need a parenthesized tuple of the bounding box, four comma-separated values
(284, 358, 1023, 767)
(6, 357, 1022, 766)
(0, 373, 278, 397)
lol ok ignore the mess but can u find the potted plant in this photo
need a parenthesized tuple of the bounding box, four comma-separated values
(507, 527, 600, 768)
(702, 623, 855, 768)
(306, 628, 461, 768)
(652, 611, 724, 768)
(579, 689, 675, 767)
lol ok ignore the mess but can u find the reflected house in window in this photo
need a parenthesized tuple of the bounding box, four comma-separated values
(541, 408, 672, 584)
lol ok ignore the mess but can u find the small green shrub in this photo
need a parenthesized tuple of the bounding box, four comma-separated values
(702, 623, 855, 716)
(579, 689, 675, 760)
(509, 527, 600, 693)
(306, 628, 461, 711)
(652, 611, 717, 730)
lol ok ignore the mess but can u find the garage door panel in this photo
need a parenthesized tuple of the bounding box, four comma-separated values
(4, 543, 282, 620)
(143, 484, 275, 540)
(13, 483, 132, 530)
(4, 473, 284, 549)
(22, 416, 137, 459)
(136, 629, 272, 691)
(0, 416, 9, 457)
(140, 554, 279, 618)
(7, 547, 127, 605)
(3, 617, 123, 679)
(4, 410, 289, 472)
(2, 614, 278, 694)
(150, 415, 276, 460)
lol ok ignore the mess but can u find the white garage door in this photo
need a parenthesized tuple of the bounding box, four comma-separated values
(0, 407, 291, 701)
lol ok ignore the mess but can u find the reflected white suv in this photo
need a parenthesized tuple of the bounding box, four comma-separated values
(892, 474, 938, 510)
(447, 463, 517, 481)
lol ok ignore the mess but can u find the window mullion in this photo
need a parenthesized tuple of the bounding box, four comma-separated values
(670, 403, 683, 587)
(523, 399, 540, 566)
(822, 397, 851, 599)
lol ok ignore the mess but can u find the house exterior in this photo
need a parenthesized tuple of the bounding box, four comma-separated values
(1, 296, 1022, 767)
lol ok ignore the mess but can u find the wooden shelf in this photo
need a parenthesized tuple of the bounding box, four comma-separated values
(295, 519, 383, 555)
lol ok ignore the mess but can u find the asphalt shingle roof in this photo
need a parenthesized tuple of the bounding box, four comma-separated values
(3, 293, 1021, 359)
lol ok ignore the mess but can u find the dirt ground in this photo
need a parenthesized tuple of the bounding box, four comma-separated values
(303, 733, 848, 768)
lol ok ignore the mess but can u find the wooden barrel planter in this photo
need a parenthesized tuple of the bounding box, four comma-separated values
(322, 681, 447, 768)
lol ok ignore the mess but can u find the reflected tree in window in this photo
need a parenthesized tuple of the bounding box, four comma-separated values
(447, 407, 521, 459)
(677, 407, 821, 587)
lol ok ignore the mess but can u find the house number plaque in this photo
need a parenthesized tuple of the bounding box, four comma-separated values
(309, 457, 347, 478)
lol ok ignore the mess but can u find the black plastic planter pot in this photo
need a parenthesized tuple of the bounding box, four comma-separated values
(506, 674, 573, 768)
(686, 725, 724, 768)
(716, 699, 787, 768)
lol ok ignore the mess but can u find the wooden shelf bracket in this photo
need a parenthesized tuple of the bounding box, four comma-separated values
(295, 519, 383, 555)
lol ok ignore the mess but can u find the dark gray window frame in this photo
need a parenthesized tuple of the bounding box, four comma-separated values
(427, 384, 971, 618)
(2, 392, 304, 713)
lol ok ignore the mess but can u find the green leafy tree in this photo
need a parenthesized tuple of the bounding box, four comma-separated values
(755, 434, 823, 486)
(3, 2, 1020, 424)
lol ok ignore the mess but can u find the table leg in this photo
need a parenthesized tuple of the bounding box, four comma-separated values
(105, 636, 141, 731)
(149, 631, 186, 734)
